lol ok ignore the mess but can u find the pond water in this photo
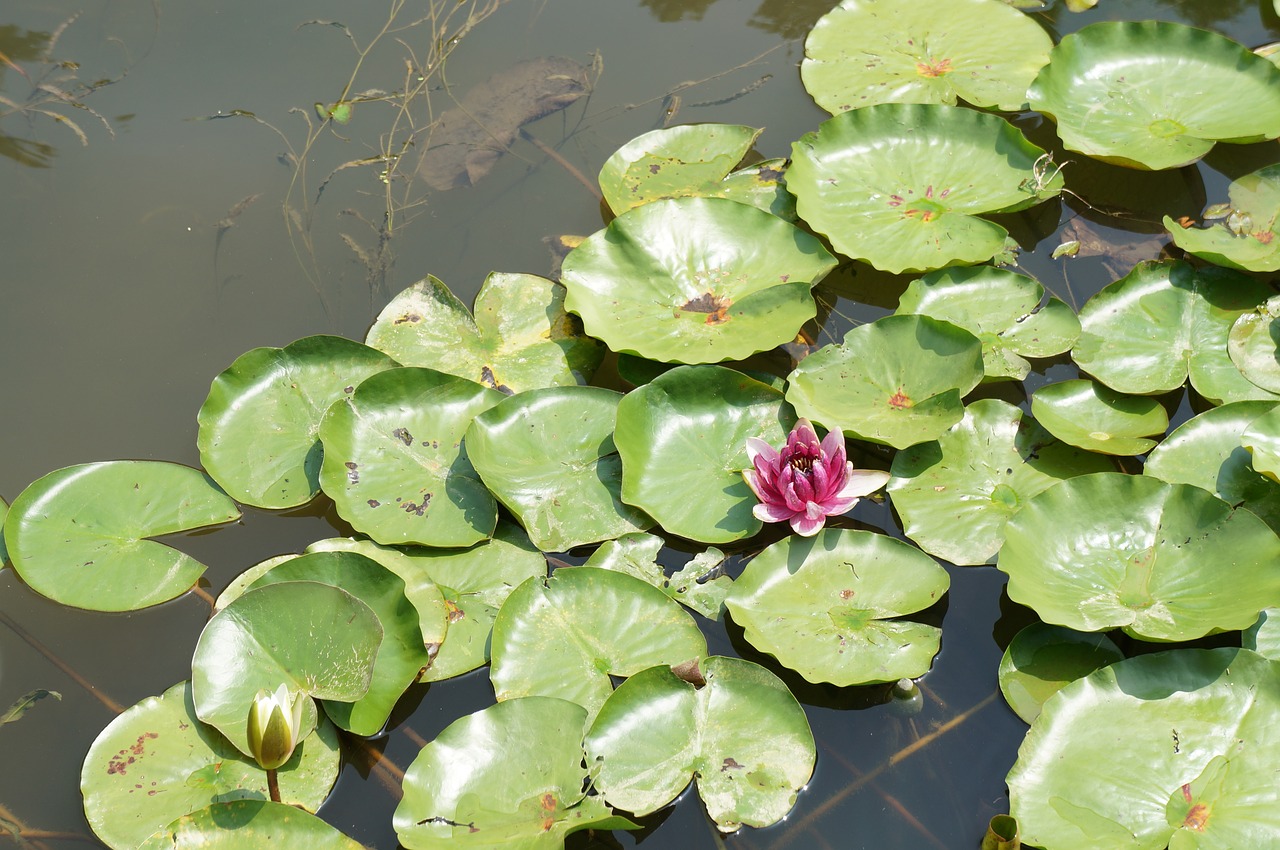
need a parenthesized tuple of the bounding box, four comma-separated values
(2, 0, 1277, 848)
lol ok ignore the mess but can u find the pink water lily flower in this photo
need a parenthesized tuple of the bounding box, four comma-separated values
(744, 419, 890, 537)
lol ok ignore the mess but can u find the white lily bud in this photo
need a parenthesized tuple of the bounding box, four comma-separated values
(247, 684, 306, 770)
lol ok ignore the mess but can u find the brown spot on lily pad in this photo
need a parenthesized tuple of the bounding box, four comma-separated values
(888, 389, 913, 409)
(392, 428, 414, 446)
(393, 312, 422, 324)
(915, 57, 952, 77)
(1183, 802, 1210, 831)
(682, 291, 732, 325)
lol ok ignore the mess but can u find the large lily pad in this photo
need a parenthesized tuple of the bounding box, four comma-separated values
(801, 0, 1052, 113)
(82, 681, 341, 850)
(613, 365, 794, 543)
(1008, 648, 1280, 850)
(1072, 260, 1279, 403)
(318, 367, 503, 547)
(191, 581, 382, 757)
(466, 386, 653, 551)
(310, 525, 546, 681)
(139, 801, 365, 849)
(896, 266, 1079, 380)
(585, 657, 816, 831)
(1030, 380, 1169, 456)
(786, 315, 984, 450)
(787, 104, 1062, 274)
(1143, 401, 1280, 534)
(1242, 406, 1280, 483)
(489, 568, 707, 722)
(1228, 296, 1280, 393)
(584, 532, 731, 619)
(197, 335, 399, 509)
(997, 623, 1123, 724)
(888, 399, 1112, 565)
(998, 472, 1280, 641)
(365, 273, 603, 394)
(724, 529, 949, 684)
(1244, 609, 1280, 660)
(1028, 21, 1280, 169)
(597, 123, 760, 215)
(393, 697, 636, 849)
(4, 461, 240, 611)
(560, 196, 836, 364)
(243, 552, 427, 736)
(1165, 165, 1280, 272)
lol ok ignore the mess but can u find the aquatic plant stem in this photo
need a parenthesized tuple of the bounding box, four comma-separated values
(765, 691, 998, 850)
(0, 609, 124, 715)
(348, 735, 406, 800)
(518, 129, 602, 202)
(267, 768, 281, 803)
(821, 747, 948, 850)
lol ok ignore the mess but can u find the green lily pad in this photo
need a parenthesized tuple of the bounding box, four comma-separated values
(1008, 647, 1280, 850)
(613, 365, 795, 543)
(1072, 260, 1280, 403)
(139, 801, 365, 849)
(1028, 21, 1280, 169)
(308, 525, 545, 681)
(4, 461, 240, 611)
(585, 532, 731, 619)
(1242, 406, 1280, 483)
(318, 367, 503, 547)
(214, 555, 298, 614)
(560, 196, 836, 364)
(585, 657, 816, 831)
(724, 529, 949, 685)
(1229, 296, 1280, 393)
(896, 266, 1079, 380)
(997, 623, 1124, 724)
(393, 697, 637, 849)
(888, 399, 1112, 565)
(365, 273, 603, 394)
(82, 681, 341, 850)
(197, 335, 399, 509)
(786, 315, 984, 450)
(787, 104, 1062, 274)
(597, 123, 761, 215)
(1244, 609, 1280, 660)
(717, 158, 797, 221)
(489, 567, 707, 722)
(1143, 401, 1280, 533)
(466, 386, 653, 551)
(998, 472, 1280, 641)
(1030, 380, 1169, 455)
(1165, 165, 1280, 272)
(243, 551, 427, 736)
(801, 0, 1052, 113)
(191, 581, 382, 757)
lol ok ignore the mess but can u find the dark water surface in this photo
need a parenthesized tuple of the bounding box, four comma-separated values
(2, 1, 1277, 848)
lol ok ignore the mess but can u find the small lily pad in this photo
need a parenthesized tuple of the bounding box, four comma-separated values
(1143, 401, 1280, 534)
(787, 104, 1062, 273)
(1028, 21, 1280, 169)
(1165, 165, 1280, 272)
(365, 273, 603, 394)
(466, 386, 653, 551)
(197, 335, 399, 509)
(997, 623, 1123, 724)
(318, 367, 503, 547)
(139, 800, 365, 849)
(1229, 296, 1280, 393)
(393, 697, 637, 849)
(82, 681, 341, 850)
(615, 365, 795, 543)
(489, 567, 707, 722)
(786, 314, 984, 450)
(560, 196, 836, 364)
(724, 529, 949, 685)
(4, 461, 240, 611)
(1244, 609, 1280, 660)
(888, 399, 1112, 565)
(1008, 648, 1280, 850)
(1242, 406, 1280, 483)
(998, 472, 1280, 641)
(1030, 380, 1169, 455)
(191, 581, 382, 757)
(1072, 260, 1280, 403)
(585, 532, 731, 619)
(896, 266, 1079, 380)
(801, 0, 1053, 113)
(585, 657, 816, 831)
(309, 525, 546, 681)
(597, 123, 761, 215)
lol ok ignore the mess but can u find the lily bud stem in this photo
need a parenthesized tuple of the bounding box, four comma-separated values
(267, 768, 281, 804)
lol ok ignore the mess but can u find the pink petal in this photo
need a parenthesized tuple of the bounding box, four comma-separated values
(810, 460, 832, 501)
(790, 504, 827, 536)
(746, 436, 779, 466)
(742, 469, 766, 500)
(820, 427, 847, 465)
(836, 468, 891, 501)
(789, 419, 819, 450)
(792, 471, 816, 505)
(754, 502, 796, 523)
